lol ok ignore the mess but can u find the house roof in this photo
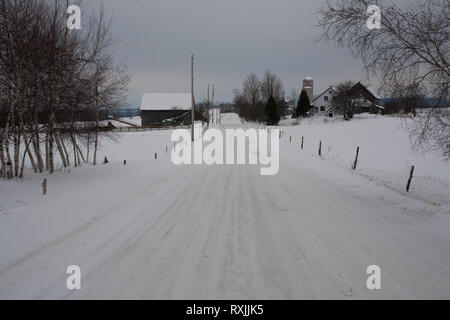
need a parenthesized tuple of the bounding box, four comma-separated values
(313, 86, 336, 103)
(141, 93, 191, 111)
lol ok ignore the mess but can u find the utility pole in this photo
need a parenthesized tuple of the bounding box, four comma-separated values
(217, 102, 220, 125)
(207, 84, 210, 126)
(212, 84, 215, 125)
(191, 55, 195, 142)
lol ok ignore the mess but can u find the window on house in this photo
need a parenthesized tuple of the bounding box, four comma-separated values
(320, 106, 326, 112)
(324, 96, 329, 101)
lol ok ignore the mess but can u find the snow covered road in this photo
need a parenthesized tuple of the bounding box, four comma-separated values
(1, 119, 450, 299)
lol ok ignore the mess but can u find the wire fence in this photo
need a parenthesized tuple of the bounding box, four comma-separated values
(112, 125, 191, 133)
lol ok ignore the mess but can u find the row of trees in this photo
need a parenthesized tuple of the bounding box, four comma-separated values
(233, 71, 287, 124)
(382, 84, 426, 116)
(0, 0, 129, 179)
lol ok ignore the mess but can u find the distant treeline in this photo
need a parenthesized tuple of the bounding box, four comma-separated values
(0, 108, 111, 128)
(381, 97, 450, 108)
(111, 108, 141, 118)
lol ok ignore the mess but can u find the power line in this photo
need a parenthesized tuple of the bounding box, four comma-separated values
(88, 3, 201, 104)
(134, 0, 191, 54)
(83, 7, 189, 80)
(112, 34, 188, 80)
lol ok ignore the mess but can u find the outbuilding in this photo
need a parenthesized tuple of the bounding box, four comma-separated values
(140, 93, 205, 126)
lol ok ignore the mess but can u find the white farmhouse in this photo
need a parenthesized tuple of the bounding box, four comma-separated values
(313, 86, 337, 117)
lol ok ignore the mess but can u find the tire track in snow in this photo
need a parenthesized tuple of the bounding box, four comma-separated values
(0, 165, 190, 298)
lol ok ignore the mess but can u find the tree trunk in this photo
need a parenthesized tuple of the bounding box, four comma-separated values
(94, 120, 99, 166)
(5, 142, 13, 180)
(86, 133, 90, 163)
(16, 74, 25, 178)
(32, 135, 43, 173)
(45, 133, 49, 171)
(27, 145, 38, 173)
(4, 110, 13, 180)
(32, 126, 43, 173)
(72, 134, 78, 167)
(13, 124, 20, 178)
(0, 131, 6, 178)
(48, 116, 55, 174)
(76, 142, 86, 163)
(93, 128, 98, 166)
(93, 85, 99, 166)
(60, 135, 70, 167)
(19, 137, 34, 178)
(32, 99, 44, 173)
(73, 134, 81, 166)
(19, 148, 26, 179)
(55, 132, 68, 168)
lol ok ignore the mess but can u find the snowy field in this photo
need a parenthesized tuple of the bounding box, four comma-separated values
(101, 116, 142, 127)
(278, 114, 450, 210)
(0, 113, 449, 299)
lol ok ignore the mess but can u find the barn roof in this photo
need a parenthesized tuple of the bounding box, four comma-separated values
(347, 82, 381, 104)
(356, 82, 381, 100)
(141, 93, 191, 111)
(354, 81, 381, 100)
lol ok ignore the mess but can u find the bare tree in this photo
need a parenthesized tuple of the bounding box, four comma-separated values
(290, 88, 299, 107)
(234, 71, 287, 122)
(261, 71, 284, 104)
(234, 73, 264, 122)
(242, 73, 262, 107)
(0, 0, 129, 179)
(317, 0, 450, 158)
(331, 81, 359, 119)
(384, 83, 426, 116)
(411, 104, 450, 160)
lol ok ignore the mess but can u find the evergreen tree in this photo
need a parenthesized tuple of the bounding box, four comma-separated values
(295, 90, 311, 118)
(265, 95, 280, 125)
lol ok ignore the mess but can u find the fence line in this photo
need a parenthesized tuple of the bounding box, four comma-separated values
(112, 125, 191, 133)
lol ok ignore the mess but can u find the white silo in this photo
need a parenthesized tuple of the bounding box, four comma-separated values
(302, 77, 314, 105)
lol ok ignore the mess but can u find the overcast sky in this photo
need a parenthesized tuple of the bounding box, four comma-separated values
(93, 0, 371, 107)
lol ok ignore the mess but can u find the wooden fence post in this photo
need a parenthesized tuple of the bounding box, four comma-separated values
(155, 153, 158, 160)
(42, 178, 47, 195)
(301, 136, 304, 150)
(406, 165, 415, 192)
(318, 141, 322, 156)
(290, 136, 292, 143)
(352, 146, 360, 170)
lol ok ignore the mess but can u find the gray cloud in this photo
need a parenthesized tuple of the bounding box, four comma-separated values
(92, 0, 368, 106)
